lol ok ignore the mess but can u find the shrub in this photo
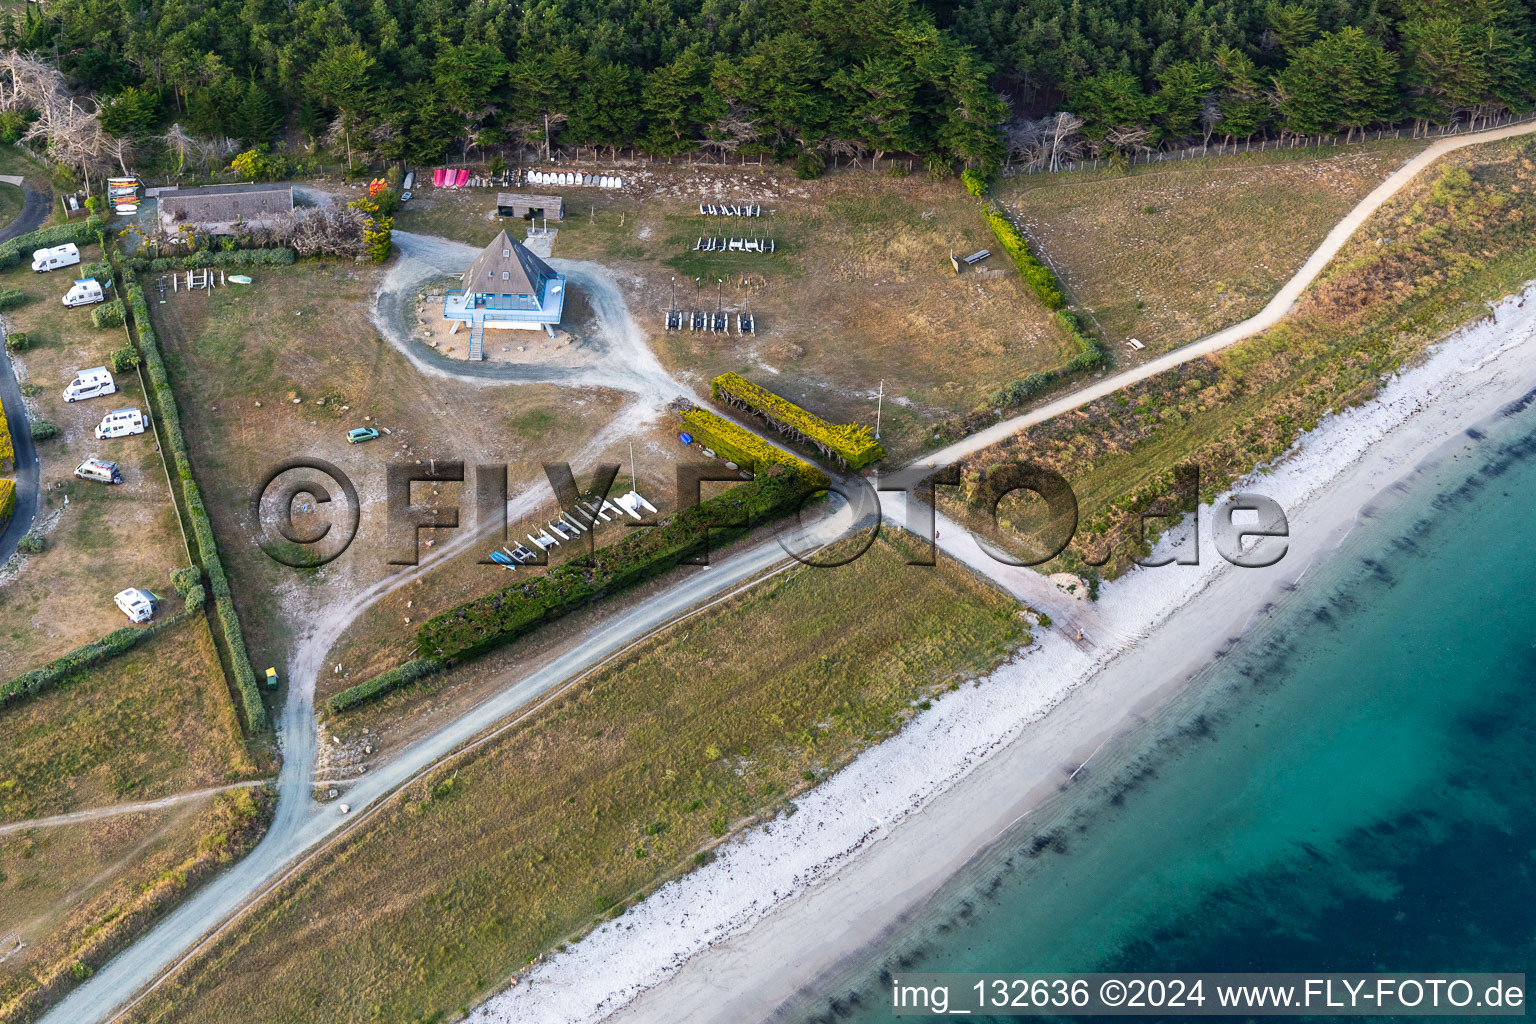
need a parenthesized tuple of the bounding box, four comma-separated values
(0, 478, 14, 526)
(16, 533, 44, 554)
(94, 301, 128, 330)
(417, 471, 814, 662)
(29, 419, 57, 441)
(0, 216, 106, 272)
(710, 372, 886, 469)
(0, 412, 11, 470)
(0, 288, 28, 311)
(982, 208, 1064, 310)
(325, 658, 443, 715)
(1056, 309, 1108, 371)
(170, 566, 206, 610)
(961, 169, 989, 197)
(680, 407, 827, 487)
(4, 331, 28, 352)
(793, 150, 826, 180)
(229, 148, 287, 181)
(107, 342, 139, 372)
(82, 259, 112, 280)
(0, 109, 30, 143)
(0, 620, 174, 709)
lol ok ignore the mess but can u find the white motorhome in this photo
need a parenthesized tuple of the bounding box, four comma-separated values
(94, 407, 148, 439)
(114, 588, 157, 623)
(74, 457, 123, 484)
(62, 366, 117, 403)
(31, 243, 81, 273)
(62, 278, 106, 307)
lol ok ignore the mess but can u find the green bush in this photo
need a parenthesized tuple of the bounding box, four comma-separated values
(0, 109, 30, 143)
(29, 419, 58, 441)
(0, 619, 176, 709)
(983, 208, 1064, 310)
(133, 248, 296, 273)
(710, 372, 885, 469)
(170, 566, 206, 610)
(107, 342, 139, 371)
(417, 470, 814, 662)
(961, 169, 989, 197)
(16, 533, 44, 554)
(325, 658, 443, 715)
(82, 259, 112, 280)
(0, 288, 28, 312)
(1056, 309, 1107, 371)
(680, 407, 827, 487)
(0, 216, 107, 272)
(4, 331, 28, 352)
(94, 300, 128, 330)
(793, 150, 826, 180)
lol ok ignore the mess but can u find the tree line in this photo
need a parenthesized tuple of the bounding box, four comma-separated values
(0, 0, 1530, 181)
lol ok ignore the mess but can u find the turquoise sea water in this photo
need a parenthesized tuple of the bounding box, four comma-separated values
(797, 393, 1536, 1022)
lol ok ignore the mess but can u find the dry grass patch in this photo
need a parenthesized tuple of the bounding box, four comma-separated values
(123, 531, 1027, 1024)
(398, 167, 1076, 461)
(0, 787, 271, 1024)
(0, 250, 188, 677)
(1005, 141, 1428, 355)
(0, 615, 258, 826)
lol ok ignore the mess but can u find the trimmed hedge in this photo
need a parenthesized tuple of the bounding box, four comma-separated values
(0, 288, 27, 311)
(4, 330, 28, 352)
(0, 617, 178, 710)
(962, 169, 989, 197)
(93, 299, 127, 329)
(325, 658, 443, 715)
(0, 216, 106, 271)
(0, 478, 14, 527)
(418, 470, 814, 663)
(131, 247, 296, 274)
(983, 207, 1064, 310)
(680, 407, 828, 488)
(710, 372, 886, 469)
(123, 270, 270, 733)
(0, 396, 12, 470)
(1056, 308, 1108, 371)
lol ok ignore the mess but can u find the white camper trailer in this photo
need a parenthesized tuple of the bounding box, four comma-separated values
(62, 278, 106, 307)
(62, 367, 116, 402)
(94, 407, 148, 439)
(114, 588, 157, 623)
(31, 243, 81, 273)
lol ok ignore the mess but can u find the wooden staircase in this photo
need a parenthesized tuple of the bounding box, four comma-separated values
(468, 318, 485, 360)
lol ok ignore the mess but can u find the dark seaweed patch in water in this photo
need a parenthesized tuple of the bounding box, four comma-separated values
(1497, 383, 1536, 416)
(1467, 427, 1486, 440)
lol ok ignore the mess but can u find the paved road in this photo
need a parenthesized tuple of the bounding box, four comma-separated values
(46, 117, 1536, 1024)
(0, 179, 49, 567)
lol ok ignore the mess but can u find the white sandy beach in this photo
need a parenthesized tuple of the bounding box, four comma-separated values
(468, 287, 1536, 1024)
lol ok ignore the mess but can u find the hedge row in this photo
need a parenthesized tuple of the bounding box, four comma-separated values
(0, 478, 14, 527)
(983, 207, 1064, 310)
(124, 270, 270, 733)
(129, 247, 296, 273)
(418, 469, 813, 662)
(681, 407, 828, 488)
(92, 298, 126, 329)
(325, 658, 444, 716)
(0, 396, 12, 470)
(1056, 309, 1108, 371)
(0, 216, 106, 271)
(710, 372, 886, 469)
(0, 616, 179, 710)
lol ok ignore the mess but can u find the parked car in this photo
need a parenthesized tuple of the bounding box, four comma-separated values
(114, 587, 157, 623)
(347, 427, 380, 444)
(63, 366, 116, 403)
(74, 458, 123, 484)
(95, 407, 148, 439)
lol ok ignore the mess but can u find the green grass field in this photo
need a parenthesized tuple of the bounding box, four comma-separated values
(123, 531, 1027, 1024)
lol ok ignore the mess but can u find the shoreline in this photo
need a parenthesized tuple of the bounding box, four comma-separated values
(470, 286, 1536, 1024)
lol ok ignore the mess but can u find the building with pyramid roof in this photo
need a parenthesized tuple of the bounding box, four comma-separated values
(443, 230, 567, 358)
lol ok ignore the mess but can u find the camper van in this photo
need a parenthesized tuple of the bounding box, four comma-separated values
(114, 588, 157, 623)
(74, 457, 123, 484)
(62, 278, 106, 307)
(94, 407, 148, 439)
(31, 243, 81, 273)
(62, 367, 116, 403)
